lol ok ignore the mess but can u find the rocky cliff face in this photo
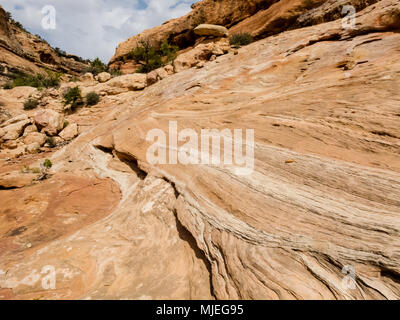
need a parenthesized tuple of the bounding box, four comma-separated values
(0, 0, 399, 300)
(0, 6, 87, 83)
(110, 0, 382, 68)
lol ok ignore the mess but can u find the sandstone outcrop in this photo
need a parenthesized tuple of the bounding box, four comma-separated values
(97, 72, 111, 83)
(0, 114, 30, 141)
(33, 109, 64, 136)
(0, 6, 88, 84)
(0, 0, 399, 301)
(194, 24, 229, 37)
(173, 39, 230, 73)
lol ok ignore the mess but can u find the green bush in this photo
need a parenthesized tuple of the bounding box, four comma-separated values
(87, 58, 107, 76)
(43, 159, 53, 169)
(2, 82, 12, 90)
(229, 33, 253, 46)
(63, 86, 83, 111)
(160, 41, 179, 63)
(109, 69, 123, 77)
(45, 137, 57, 148)
(23, 98, 39, 110)
(3, 71, 61, 89)
(86, 92, 100, 106)
(129, 40, 178, 73)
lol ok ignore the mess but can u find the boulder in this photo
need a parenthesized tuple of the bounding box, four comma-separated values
(194, 24, 229, 37)
(7, 146, 26, 159)
(1, 114, 29, 127)
(0, 115, 31, 141)
(23, 132, 47, 146)
(0, 106, 11, 125)
(2, 140, 18, 150)
(53, 136, 65, 146)
(25, 142, 41, 154)
(173, 43, 215, 73)
(23, 124, 38, 136)
(106, 74, 147, 91)
(0, 171, 37, 189)
(98, 72, 112, 83)
(146, 70, 159, 86)
(81, 72, 95, 83)
(33, 109, 64, 136)
(58, 123, 79, 141)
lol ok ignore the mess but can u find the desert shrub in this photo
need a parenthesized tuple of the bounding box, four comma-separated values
(63, 86, 83, 111)
(2, 82, 13, 89)
(87, 58, 107, 76)
(3, 71, 61, 89)
(86, 92, 100, 106)
(23, 98, 39, 110)
(45, 137, 57, 148)
(129, 40, 178, 73)
(131, 40, 163, 73)
(229, 33, 253, 46)
(43, 159, 52, 169)
(160, 41, 179, 63)
(109, 69, 123, 77)
(54, 47, 67, 57)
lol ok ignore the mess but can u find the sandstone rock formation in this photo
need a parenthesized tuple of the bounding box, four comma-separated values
(109, 0, 275, 67)
(58, 123, 79, 141)
(194, 24, 229, 37)
(33, 109, 64, 136)
(0, 0, 399, 300)
(109, 0, 383, 70)
(0, 5, 87, 84)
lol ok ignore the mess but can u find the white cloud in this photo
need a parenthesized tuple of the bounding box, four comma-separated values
(1, 0, 195, 62)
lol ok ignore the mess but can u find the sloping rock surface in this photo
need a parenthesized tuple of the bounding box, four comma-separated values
(0, 0, 399, 300)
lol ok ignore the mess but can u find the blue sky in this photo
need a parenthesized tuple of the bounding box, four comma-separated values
(1, 0, 195, 62)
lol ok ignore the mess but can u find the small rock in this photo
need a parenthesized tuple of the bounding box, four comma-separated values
(26, 142, 41, 154)
(97, 72, 112, 83)
(24, 132, 46, 146)
(0, 171, 37, 188)
(0, 116, 31, 141)
(2, 140, 18, 150)
(23, 124, 38, 136)
(164, 64, 174, 75)
(194, 24, 229, 37)
(58, 123, 79, 141)
(34, 109, 64, 136)
(106, 74, 147, 91)
(196, 61, 205, 69)
(146, 70, 159, 86)
(81, 72, 95, 83)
